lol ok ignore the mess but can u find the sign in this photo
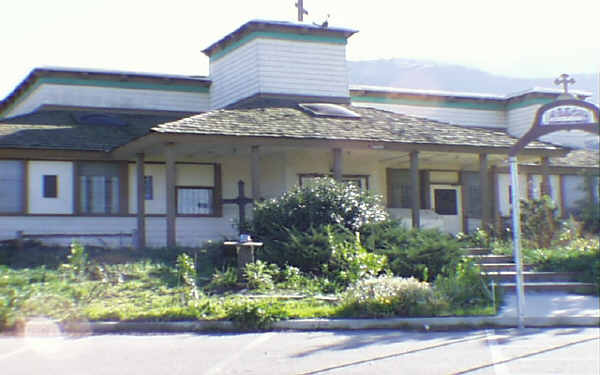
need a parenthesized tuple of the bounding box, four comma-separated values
(541, 105, 594, 126)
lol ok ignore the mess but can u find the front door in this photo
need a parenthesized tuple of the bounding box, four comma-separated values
(430, 184, 463, 234)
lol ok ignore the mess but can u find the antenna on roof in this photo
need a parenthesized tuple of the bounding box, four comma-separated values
(295, 0, 308, 21)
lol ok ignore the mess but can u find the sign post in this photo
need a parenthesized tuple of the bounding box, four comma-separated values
(507, 74, 599, 329)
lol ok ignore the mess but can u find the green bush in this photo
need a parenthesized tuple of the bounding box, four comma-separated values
(434, 258, 492, 307)
(251, 178, 387, 272)
(533, 237, 599, 285)
(359, 220, 463, 281)
(225, 298, 288, 330)
(519, 195, 560, 249)
(339, 275, 447, 317)
(244, 261, 279, 290)
(206, 267, 238, 292)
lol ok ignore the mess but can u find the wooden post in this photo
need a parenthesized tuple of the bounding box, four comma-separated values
(135, 153, 146, 249)
(410, 151, 420, 228)
(251, 146, 261, 201)
(332, 148, 343, 182)
(541, 156, 551, 196)
(165, 144, 177, 248)
(479, 154, 491, 230)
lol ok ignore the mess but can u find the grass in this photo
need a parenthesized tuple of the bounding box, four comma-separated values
(0, 241, 501, 332)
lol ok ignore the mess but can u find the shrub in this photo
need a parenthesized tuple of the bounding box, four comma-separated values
(251, 178, 387, 272)
(534, 237, 600, 285)
(359, 221, 463, 281)
(519, 195, 560, 249)
(434, 258, 492, 307)
(244, 261, 279, 290)
(339, 275, 447, 317)
(225, 298, 288, 330)
(206, 267, 238, 292)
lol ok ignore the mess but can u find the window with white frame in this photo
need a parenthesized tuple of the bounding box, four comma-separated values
(176, 187, 213, 215)
(0, 160, 24, 213)
(78, 162, 121, 214)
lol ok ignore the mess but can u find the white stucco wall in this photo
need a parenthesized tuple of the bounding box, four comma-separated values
(27, 161, 73, 214)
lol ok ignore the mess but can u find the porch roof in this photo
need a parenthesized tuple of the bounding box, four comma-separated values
(152, 104, 562, 153)
(549, 149, 599, 169)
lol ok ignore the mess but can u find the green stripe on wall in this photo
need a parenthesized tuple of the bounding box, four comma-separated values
(2, 77, 209, 117)
(210, 31, 347, 61)
(351, 95, 555, 111)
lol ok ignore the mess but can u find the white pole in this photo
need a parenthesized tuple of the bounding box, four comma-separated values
(509, 156, 526, 329)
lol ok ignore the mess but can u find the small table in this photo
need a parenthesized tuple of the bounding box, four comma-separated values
(223, 241, 263, 276)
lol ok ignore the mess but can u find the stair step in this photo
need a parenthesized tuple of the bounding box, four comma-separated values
(499, 282, 598, 294)
(469, 255, 514, 264)
(484, 271, 576, 283)
(462, 247, 490, 256)
(480, 263, 534, 272)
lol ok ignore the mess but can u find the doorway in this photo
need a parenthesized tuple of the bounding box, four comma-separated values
(430, 184, 463, 234)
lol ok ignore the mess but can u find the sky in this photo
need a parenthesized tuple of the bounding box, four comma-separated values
(1, 0, 599, 100)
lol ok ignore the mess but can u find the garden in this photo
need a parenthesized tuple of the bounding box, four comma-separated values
(1, 178, 597, 331)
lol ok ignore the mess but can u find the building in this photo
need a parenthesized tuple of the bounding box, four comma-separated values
(0, 20, 598, 248)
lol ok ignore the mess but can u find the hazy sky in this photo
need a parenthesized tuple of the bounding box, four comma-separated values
(1, 0, 599, 99)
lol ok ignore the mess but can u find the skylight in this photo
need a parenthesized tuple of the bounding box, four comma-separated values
(299, 103, 361, 119)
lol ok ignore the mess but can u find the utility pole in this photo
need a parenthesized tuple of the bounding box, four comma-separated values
(296, 0, 308, 21)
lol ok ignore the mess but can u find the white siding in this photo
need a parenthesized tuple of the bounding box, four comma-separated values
(5, 84, 210, 118)
(352, 101, 506, 128)
(27, 161, 73, 214)
(539, 130, 599, 149)
(209, 39, 261, 109)
(210, 38, 349, 109)
(506, 105, 541, 138)
(497, 173, 528, 216)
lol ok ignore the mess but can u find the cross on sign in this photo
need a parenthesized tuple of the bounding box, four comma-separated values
(295, 0, 308, 21)
(554, 73, 575, 95)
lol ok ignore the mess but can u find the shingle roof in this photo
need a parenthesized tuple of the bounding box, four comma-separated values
(153, 104, 561, 151)
(0, 109, 192, 151)
(550, 149, 599, 168)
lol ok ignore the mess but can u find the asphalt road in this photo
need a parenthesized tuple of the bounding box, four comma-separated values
(1, 327, 598, 374)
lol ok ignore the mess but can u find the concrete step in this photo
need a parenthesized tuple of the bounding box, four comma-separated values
(469, 254, 514, 264)
(480, 263, 534, 272)
(484, 271, 576, 283)
(462, 247, 490, 256)
(499, 282, 598, 294)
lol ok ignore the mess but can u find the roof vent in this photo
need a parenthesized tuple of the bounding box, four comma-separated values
(74, 113, 128, 126)
(299, 103, 361, 119)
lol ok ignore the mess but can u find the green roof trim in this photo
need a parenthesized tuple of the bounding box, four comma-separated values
(2, 77, 209, 118)
(351, 94, 556, 112)
(210, 31, 347, 61)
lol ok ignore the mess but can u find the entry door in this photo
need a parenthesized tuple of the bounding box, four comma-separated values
(430, 184, 463, 234)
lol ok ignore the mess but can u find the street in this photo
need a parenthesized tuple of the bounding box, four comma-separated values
(1, 326, 598, 374)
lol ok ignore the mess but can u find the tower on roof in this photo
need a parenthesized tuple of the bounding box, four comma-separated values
(203, 20, 357, 109)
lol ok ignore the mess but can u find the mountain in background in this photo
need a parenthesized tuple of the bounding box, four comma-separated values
(348, 59, 599, 105)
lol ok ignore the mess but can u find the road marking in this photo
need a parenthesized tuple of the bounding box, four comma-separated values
(0, 346, 29, 361)
(203, 332, 275, 375)
(485, 329, 511, 375)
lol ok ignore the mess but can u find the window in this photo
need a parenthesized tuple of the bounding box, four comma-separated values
(298, 174, 369, 190)
(144, 176, 153, 200)
(433, 189, 458, 215)
(78, 162, 121, 214)
(563, 175, 586, 217)
(177, 187, 213, 215)
(0, 160, 24, 213)
(462, 172, 481, 219)
(43, 175, 58, 198)
(388, 169, 412, 208)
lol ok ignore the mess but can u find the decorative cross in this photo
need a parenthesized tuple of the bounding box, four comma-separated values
(554, 73, 575, 95)
(295, 0, 308, 21)
(222, 180, 254, 233)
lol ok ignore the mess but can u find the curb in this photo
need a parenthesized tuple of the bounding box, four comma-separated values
(55, 315, 599, 335)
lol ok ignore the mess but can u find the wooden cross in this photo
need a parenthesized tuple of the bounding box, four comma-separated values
(295, 0, 308, 21)
(222, 180, 254, 233)
(554, 73, 575, 95)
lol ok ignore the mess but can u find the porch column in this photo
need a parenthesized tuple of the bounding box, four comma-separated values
(165, 143, 177, 248)
(332, 148, 343, 182)
(410, 151, 420, 228)
(541, 156, 551, 196)
(479, 153, 491, 230)
(135, 153, 146, 249)
(251, 145, 261, 201)
(491, 165, 501, 233)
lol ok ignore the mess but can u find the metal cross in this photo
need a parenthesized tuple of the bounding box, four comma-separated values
(554, 73, 575, 95)
(295, 0, 308, 21)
